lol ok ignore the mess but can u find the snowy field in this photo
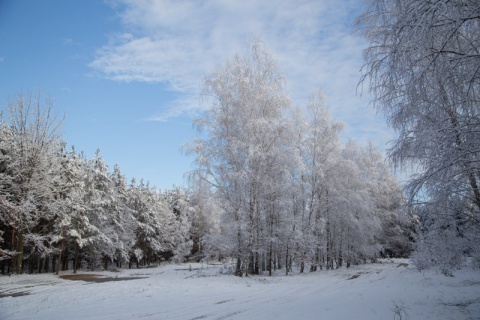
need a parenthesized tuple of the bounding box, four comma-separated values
(1, 260, 479, 320)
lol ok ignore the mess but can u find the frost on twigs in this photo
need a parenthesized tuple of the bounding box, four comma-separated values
(357, 0, 480, 272)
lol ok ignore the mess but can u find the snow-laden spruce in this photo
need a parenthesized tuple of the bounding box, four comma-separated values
(0, 92, 195, 274)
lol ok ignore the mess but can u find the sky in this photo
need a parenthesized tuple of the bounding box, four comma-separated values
(0, 0, 395, 190)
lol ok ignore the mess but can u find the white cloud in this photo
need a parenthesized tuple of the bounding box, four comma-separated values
(90, 0, 395, 149)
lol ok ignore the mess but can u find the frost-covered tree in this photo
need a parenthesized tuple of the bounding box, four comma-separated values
(188, 39, 291, 276)
(72, 150, 113, 271)
(186, 39, 408, 276)
(356, 143, 411, 258)
(299, 94, 344, 271)
(357, 0, 480, 270)
(0, 92, 62, 274)
(50, 146, 88, 274)
(164, 187, 194, 262)
(128, 179, 164, 266)
(110, 164, 136, 268)
(188, 178, 222, 261)
(0, 118, 17, 264)
(126, 181, 192, 267)
(0, 92, 198, 273)
(411, 197, 469, 276)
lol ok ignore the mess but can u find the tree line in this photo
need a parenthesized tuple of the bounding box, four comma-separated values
(1, 43, 416, 278)
(0, 92, 195, 274)
(187, 40, 412, 277)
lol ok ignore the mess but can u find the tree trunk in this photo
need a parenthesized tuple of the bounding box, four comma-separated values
(73, 244, 79, 274)
(51, 255, 57, 273)
(10, 227, 16, 273)
(247, 253, 254, 276)
(235, 256, 242, 277)
(29, 254, 35, 274)
(300, 249, 306, 273)
(310, 257, 317, 272)
(443, 91, 480, 211)
(338, 242, 343, 269)
(261, 253, 266, 272)
(268, 241, 273, 276)
(38, 256, 43, 274)
(15, 231, 24, 274)
(56, 239, 64, 275)
(235, 220, 243, 277)
(285, 244, 289, 276)
(327, 244, 333, 270)
(62, 247, 69, 271)
(326, 222, 334, 270)
(44, 255, 50, 273)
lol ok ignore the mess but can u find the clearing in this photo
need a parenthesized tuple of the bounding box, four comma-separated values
(1, 259, 479, 320)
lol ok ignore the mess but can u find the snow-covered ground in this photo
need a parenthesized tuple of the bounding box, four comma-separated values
(1, 259, 479, 320)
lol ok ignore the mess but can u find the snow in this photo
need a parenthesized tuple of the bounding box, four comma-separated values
(1, 260, 479, 320)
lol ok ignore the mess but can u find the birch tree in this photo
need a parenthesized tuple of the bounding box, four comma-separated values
(188, 39, 291, 276)
(357, 0, 480, 270)
(303, 94, 344, 271)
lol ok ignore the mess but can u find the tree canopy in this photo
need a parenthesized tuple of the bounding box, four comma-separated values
(357, 0, 480, 273)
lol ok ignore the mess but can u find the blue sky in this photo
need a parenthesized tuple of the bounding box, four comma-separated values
(0, 0, 394, 190)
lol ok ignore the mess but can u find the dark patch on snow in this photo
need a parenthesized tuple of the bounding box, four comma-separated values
(215, 299, 234, 305)
(190, 315, 210, 320)
(216, 310, 246, 319)
(60, 274, 147, 283)
(0, 290, 30, 298)
(60, 274, 104, 280)
(442, 298, 480, 308)
(347, 271, 369, 280)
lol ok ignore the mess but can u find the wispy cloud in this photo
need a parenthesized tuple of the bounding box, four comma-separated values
(63, 38, 81, 46)
(90, 0, 394, 149)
